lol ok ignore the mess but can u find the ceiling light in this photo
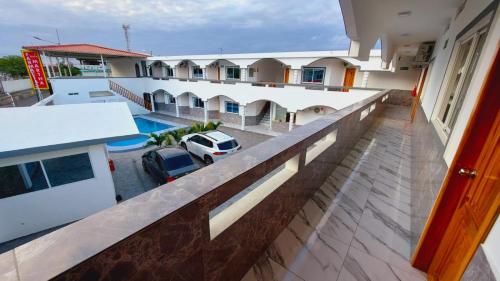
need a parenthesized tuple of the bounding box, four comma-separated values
(398, 11, 412, 17)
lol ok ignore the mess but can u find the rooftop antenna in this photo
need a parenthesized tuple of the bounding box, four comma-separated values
(219, 48, 223, 55)
(122, 24, 131, 51)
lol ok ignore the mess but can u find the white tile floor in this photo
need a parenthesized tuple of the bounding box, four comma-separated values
(242, 106, 427, 281)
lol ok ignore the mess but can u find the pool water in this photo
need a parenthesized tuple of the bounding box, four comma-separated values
(134, 117, 173, 133)
(107, 117, 174, 148)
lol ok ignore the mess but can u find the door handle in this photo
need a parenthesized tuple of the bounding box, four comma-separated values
(458, 168, 477, 178)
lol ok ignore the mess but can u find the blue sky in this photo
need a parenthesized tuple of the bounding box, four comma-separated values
(0, 0, 351, 56)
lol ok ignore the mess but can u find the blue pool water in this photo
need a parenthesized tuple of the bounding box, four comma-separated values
(134, 117, 173, 133)
(107, 117, 174, 148)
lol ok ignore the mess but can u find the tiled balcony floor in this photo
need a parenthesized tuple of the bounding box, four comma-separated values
(242, 105, 427, 281)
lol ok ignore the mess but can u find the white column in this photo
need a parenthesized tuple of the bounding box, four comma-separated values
(100, 54, 107, 78)
(173, 67, 177, 78)
(175, 101, 180, 117)
(361, 72, 370, 87)
(204, 100, 209, 124)
(288, 112, 295, 131)
(42, 52, 51, 78)
(292, 69, 300, 84)
(269, 102, 273, 130)
(56, 57, 62, 77)
(240, 68, 247, 82)
(162, 66, 166, 78)
(65, 58, 72, 76)
(48, 56, 55, 77)
(241, 105, 246, 130)
(202, 68, 207, 79)
(150, 93, 156, 112)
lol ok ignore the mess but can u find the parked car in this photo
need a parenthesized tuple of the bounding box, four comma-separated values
(142, 147, 199, 184)
(180, 131, 241, 164)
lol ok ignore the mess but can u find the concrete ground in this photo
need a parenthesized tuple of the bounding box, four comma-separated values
(0, 89, 50, 108)
(110, 116, 272, 201)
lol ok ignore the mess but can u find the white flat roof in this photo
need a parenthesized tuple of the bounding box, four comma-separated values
(0, 103, 139, 158)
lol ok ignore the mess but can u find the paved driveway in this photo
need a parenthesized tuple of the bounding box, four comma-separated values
(110, 124, 271, 201)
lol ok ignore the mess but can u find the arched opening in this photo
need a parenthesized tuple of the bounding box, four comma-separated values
(151, 89, 176, 115)
(206, 59, 239, 80)
(295, 105, 336, 125)
(247, 58, 289, 84)
(176, 60, 198, 79)
(302, 57, 354, 87)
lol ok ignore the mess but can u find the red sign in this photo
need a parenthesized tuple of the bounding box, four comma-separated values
(21, 50, 49, 90)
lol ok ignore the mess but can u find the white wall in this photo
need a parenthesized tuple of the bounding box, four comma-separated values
(206, 66, 219, 80)
(109, 58, 141, 77)
(483, 216, 500, 280)
(418, 0, 497, 165)
(250, 59, 285, 83)
(1, 79, 31, 93)
(366, 70, 420, 90)
(245, 100, 267, 116)
(0, 144, 116, 243)
(307, 58, 347, 86)
(295, 106, 336, 125)
(50, 78, 149, 115)
(207, 97, 220, 111)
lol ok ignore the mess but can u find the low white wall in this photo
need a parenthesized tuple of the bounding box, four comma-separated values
(0, 144, 116, 243)
(50, 78, 149, 115)
(1, 79, 31, 93)
(295, 106, 336, 125)
(366, 70, 420, 90)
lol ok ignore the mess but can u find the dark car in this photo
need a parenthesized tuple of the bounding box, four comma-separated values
(142, 147, 199, 184)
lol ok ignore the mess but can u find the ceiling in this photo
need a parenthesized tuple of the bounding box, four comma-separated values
(339, 0, 463, 67)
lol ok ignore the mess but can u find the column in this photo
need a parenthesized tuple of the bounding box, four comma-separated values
(100, 54, 107, 78)
(65, 58, 72, 76)
(288, 112, 295, 131)
(202, 68, 207, 79)
(291, 69, 300, 84)
(56, 57, 62, 77)
(240, 68, 247, 82)
(162, 66, 166, 78)
(150, 93, 156, 112)
(42, 52, 51, 78)
(173, 67, 177, 78)
(175, 101, 180, 117)
(269, 102, 274, 130)
(204, 100, 209, 124)
(241, 105, 246, 131)
(48, 56, 56, 77)
(361, 72, 370, 87)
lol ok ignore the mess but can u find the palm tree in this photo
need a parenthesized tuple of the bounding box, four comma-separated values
(144, 133, 173, 147)
(205, 121, 222, 131)
(168, 128, 187, 143)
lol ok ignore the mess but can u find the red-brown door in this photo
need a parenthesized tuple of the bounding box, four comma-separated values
(413, 49, 500, 280)
(342, 68, 356, 92)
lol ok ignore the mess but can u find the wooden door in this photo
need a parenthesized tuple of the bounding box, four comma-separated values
(416, 49, 500, 280)
(284, 68, 290, 83)
(143, 92, 152, 111)
(342, 68, 356, 92)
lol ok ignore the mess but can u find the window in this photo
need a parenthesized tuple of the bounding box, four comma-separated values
(42, 153, 94, 187)
(168, 94, 176, 104)
(302, 67, 325, 84)
(226, 67, 241, 80)
(193, 67, 203, 79)
(192, 97, 204, 108)
(166, 68, 174, 77)
(248, 68, 256, 78)
(225, 102, 239, 114)
(199, 137, 213, 148)
(435, 29, 487, 137)
(0, 153, 94, 199)
(163, 154, 194, 171)
(218, 140, 239, 150)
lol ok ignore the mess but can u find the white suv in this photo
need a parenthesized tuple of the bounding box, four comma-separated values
(180, 131, 241, 164)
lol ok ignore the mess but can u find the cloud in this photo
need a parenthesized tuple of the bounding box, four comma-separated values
(0, 0, 350, 55)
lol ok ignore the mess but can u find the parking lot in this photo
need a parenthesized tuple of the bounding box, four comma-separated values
(110, 124, 272, 201)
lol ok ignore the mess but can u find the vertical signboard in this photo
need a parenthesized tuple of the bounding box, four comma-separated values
(21, 50, 49, 90)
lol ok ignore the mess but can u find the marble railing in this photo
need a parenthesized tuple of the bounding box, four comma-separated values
(0, 89, 396, 281)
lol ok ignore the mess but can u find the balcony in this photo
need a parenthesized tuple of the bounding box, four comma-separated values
(0, 88, 447, 281)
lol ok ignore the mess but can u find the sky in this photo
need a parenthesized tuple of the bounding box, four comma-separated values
(0, 0, 351, 57)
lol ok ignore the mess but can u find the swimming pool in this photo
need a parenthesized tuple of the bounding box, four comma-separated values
(107, 117, 180, 151)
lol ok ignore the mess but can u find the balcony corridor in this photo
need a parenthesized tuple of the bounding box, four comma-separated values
(242, 105, 428, 281)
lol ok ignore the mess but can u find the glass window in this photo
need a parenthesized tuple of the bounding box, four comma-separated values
(192, 97, 204, 108)
(248, 68, 255, 78)
(166, 68, 174, 77)
(226, 67, 241, 80)
(0, 162, 49, 199)
(302, 67, 325, 84)
(168, 95, 176, 104)
(193, 67, 203, 78)
(42, 153, 94, 187)
(218, 140, 239, 150)
(225, 102, 239, 114)
(164, 154, 194, 171)
(199, 137, 213, 148)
